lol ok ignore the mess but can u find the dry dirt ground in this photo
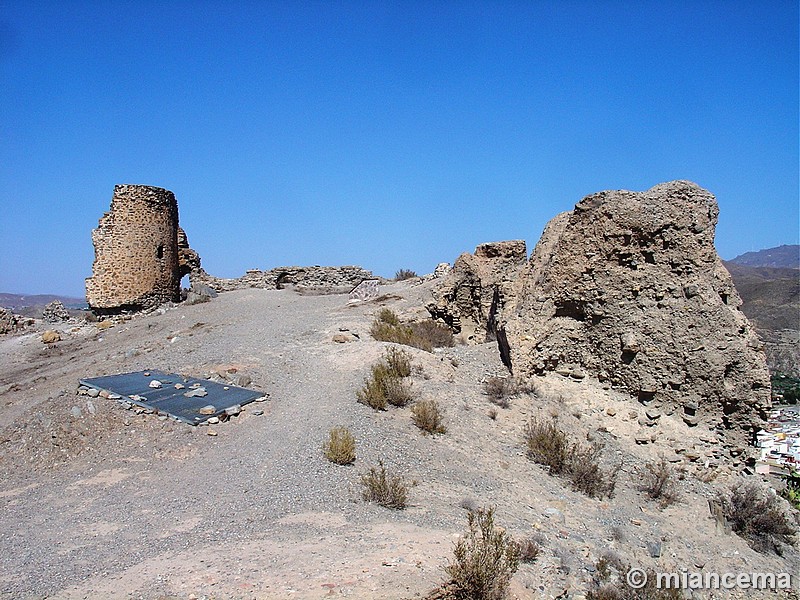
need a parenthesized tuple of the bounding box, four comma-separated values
(0, 279, 798, 599)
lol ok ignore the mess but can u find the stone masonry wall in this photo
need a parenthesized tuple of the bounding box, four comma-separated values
(191, 265, 379, 293)
(85, 185, 181, 312)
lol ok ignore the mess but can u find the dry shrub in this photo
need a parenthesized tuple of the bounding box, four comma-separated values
(483, 376, 517, 408)
(360, 461, 408, 509)
(323, 426, 356, 465)
(412, 399, 446, 435)
(384, 374, 414, 407)
(370, 309, 454, 352)
(395, 268, 418, 280)
(385, 346, 412, 377)
(356, 349, 414, 410)
(356, 365, 389, 410)
(719, 480, 797, 553)
(517, 537, 541, 564)
(444, 507, 520, 600)
(589, 551, 682, 600)
(376, 308, 400, 326)
(639, 458, 680, 507)
(523, 417, 570, 475)
(523, 417, 618, 499)
(569, 443, 619, 499)
(488, 408, 498, 420)
(408, 320, 455, 349)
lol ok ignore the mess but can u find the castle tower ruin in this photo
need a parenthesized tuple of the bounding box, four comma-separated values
(85, 184, 182, 313)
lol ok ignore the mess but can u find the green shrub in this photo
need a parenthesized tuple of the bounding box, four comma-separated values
(523, 417, 618, 499)
(445, 507, 520, 600)
(323, 426, 356, 465)
(360, 461, 408, 509)
(411, 399, 446, 434)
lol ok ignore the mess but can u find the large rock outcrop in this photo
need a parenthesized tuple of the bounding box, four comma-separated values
(431, 181, 772, 444)
(427, 240, 527, 347)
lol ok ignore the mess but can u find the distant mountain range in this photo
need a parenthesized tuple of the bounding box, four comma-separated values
(725, 245, 799, 377)
(730, 244, 799, 269)
(0, 293, 87, 316)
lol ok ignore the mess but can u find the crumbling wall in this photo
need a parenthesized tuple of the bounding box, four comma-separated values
(85, 185, 181, 313)
(191, 265, 379, 293)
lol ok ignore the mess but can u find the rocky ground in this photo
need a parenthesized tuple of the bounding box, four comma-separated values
(0, 279, 798, 599)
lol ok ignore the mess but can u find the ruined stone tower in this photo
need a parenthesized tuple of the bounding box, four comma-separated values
(85, 185, 181, 313)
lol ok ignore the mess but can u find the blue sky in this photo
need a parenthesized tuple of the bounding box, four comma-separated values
(1, 0, 797, 297)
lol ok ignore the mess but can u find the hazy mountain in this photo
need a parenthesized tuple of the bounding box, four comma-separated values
(725, 261, 799, 376)
(730, 244, 799, 269)
(0, 293, 87, 316)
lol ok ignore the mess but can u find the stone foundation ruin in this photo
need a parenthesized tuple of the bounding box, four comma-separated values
(86, 184, 378, 313)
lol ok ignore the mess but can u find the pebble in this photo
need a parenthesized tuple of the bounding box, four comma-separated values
(149, 380, 162, 388)
(174, 383, 185, 389)
(207, 429, 218, 437)
(252, 410, 264, 416)
(86, 388, 100, 398)
(207, 416, 220, 424)
(198, 405, 216, 415)
(70, 406, 82, 418)
(86, 400, 96, 415)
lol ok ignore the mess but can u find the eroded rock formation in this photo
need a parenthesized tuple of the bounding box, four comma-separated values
(430, 181, 771, 444)
(427, 240, 527, 343)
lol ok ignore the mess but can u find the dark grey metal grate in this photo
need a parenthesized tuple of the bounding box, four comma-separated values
(79, 370, 263, 425)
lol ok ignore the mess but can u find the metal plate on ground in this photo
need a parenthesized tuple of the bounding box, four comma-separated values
(79, 370, 263, 425)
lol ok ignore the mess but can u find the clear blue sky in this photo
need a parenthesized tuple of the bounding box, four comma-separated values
(1, 0, 797, 297)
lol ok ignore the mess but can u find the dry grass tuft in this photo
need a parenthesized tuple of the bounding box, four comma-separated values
(444, 507, 520, 600)
(719, 480, 797, 553)
(323, 426, 356, 465)
(483, 376, 517, 408)
(638, 458, 680, 507)
(356, 348, 414, 410)
(360, 461, 408, 509)
(411, 399, 447, 435)
(523, 417, 618, 499)
(394, 269, 418, 280)
(517, 537, 541, 564)
(370, 309, 454, 352)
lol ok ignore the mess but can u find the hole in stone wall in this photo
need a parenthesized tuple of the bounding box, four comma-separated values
(180, 274, 190, 289)
(156, 245, 164, 259)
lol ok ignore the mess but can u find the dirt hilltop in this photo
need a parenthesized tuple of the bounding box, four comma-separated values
(0, 277, 797, 599)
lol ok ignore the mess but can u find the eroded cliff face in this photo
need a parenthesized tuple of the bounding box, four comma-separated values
(427, 241, 527, 343)
(430, 181, 771, 445)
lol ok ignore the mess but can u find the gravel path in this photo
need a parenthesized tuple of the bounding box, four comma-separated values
(0, 281, 797, 599)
